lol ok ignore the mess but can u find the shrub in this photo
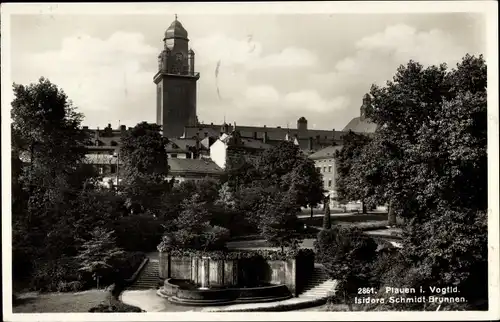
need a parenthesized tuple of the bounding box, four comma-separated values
(75, 228, 125, 289)
(29, 257, 89, 292)
(88, 302, 144, 312)
(314, 226, 377, 306)
(56, 280, 84, 292)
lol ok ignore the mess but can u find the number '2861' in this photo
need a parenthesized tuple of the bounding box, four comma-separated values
(358, 287, 376, 294)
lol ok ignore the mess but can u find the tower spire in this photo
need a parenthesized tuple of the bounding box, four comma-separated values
(175, 13, 178, 21)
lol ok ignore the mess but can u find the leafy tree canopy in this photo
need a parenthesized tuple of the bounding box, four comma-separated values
(120, 122, 170, 214)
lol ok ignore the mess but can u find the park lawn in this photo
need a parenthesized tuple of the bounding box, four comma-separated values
(13, 290, 109, 313)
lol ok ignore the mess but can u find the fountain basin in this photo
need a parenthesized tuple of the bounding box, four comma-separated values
(158, 278, 293, 306)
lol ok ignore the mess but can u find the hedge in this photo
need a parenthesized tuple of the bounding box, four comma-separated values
(157, 248, 314, 261)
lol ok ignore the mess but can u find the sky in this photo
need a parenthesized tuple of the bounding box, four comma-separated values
(9, 10, 486, 131)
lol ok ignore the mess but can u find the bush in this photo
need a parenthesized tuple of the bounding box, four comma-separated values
(29, 257, 90, 292)
(210, 208, 258, 237)
(314, 226, 377, 306)
(56, 280, 84, 292)
(88, 302, 144, 312)
(111, 215, 166, 252)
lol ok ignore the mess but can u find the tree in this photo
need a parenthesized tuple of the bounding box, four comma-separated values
(322, 197, 331, 229)
(335, 131, 372, 214)
(257, 141, 324, 210)
(342, 54, 488, 308)
(168, 193, 230, 251)
(120, 122, 170, 215)
(258, 189, 302, 251)
(75, 228, 125, 289)
(314, 226, 377, 308)
(11, 78, 91, 274)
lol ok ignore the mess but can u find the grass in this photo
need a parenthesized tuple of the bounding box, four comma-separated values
(13, 289, 109, 313)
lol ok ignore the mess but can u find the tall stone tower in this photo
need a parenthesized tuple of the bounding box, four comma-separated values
(154, 16, 200, 138)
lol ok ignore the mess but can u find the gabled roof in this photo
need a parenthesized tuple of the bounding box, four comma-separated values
(309, 145, 344, 160)
(165, 138, 199, 152)
(168, 158, 223, 175)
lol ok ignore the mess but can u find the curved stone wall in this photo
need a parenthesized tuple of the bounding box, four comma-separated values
(159, 278, 292, 306)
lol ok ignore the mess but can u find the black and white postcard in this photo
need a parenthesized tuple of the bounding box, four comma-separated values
(1, 1, 499, 321)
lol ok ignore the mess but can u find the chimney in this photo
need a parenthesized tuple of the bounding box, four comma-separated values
(308, 137, 313, 151)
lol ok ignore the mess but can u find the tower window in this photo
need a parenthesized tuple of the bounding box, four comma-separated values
(328, 179, 332, 187)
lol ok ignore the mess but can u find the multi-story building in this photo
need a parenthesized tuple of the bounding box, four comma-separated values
(80, 16, 378, 186)
(309, 145, 343, 207)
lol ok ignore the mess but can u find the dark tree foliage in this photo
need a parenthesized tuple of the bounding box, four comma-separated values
(314, 226, 378, 307)
(120, 122, 170, 215)
(334, 130, 372, 212)
(331, 54, 488, 309)
(256, 141, 324, 209)
(163, 193, 230, 251)
(257, 189, 303, 251)
(11, 78, 91, 276)
(218, 141, 324, 246)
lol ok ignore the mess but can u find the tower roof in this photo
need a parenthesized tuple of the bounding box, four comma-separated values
(164, 16, 188, 40)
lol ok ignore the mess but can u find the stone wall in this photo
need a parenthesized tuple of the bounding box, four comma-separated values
(158, 252, 313, 296)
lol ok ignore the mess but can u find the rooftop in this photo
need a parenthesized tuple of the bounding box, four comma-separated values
(342, 117, 378, 133)
(168, 158, 223, 175)
(309, 145, 344, 160)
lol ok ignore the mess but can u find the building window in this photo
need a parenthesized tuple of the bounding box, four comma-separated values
(98, 166, 103, 175)
(171, 153, 177, 158)
(328, 179, 332, 187)
(323, 167, 326, 172)
(328, 166, 332, 172)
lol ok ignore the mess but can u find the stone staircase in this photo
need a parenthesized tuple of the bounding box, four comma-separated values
(299, 265, 338, 299)
(128, 259, 160, 290)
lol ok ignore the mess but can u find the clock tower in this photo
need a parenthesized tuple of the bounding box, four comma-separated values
(154, 15, 200, 138)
